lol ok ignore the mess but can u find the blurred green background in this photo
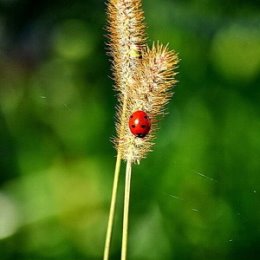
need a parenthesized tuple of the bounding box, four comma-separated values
(0, 0, 259, 259)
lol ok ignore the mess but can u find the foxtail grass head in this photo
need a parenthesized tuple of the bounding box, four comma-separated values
(107, 0, 179, 164)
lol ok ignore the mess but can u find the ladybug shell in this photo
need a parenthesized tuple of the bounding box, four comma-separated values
(129, 110, 151, 138)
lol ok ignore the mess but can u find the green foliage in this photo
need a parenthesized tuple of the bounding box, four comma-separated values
(0, 0, 259, 259)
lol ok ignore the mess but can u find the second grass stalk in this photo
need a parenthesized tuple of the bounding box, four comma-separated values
(121, 159, 132, 260)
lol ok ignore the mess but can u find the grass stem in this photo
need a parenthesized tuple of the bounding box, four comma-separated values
(121, 159, 132, 260)
(103, 152, 122, 260)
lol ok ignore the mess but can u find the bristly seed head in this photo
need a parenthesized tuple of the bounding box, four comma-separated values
(107, 0, 179, 164)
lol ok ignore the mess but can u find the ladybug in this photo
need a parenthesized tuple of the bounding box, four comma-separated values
(129, 110, 151, 138)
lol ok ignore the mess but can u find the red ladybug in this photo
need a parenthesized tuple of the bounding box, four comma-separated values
(129, 110, 151, 138)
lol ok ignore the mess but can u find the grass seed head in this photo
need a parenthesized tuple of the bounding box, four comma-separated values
(107, 0, 179, 164)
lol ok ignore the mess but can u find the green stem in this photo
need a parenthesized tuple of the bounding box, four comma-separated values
(103, 152, 122, 260)
(104, 74, 128, 260)
(121, 159, 132, 260)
